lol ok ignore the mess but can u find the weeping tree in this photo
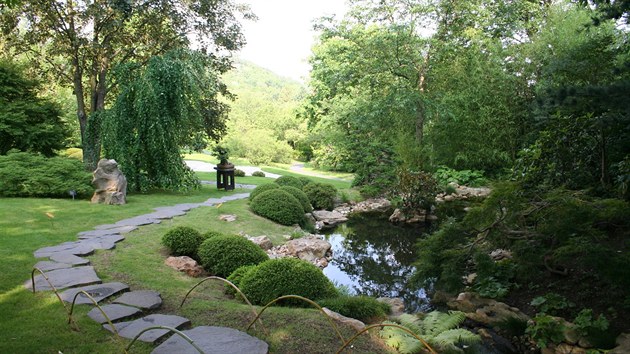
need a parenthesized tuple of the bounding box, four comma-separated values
(102, 49, 229, 192)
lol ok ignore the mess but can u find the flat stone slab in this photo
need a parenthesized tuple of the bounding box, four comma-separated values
(88, 304, 141, 324)
(34, 260, 72, 272)
(60, 282, 129, 304)
(104, 314, 190, 343)
(79, 234, 125, 244)
(152, 326, 269, 354)
(113, 290, 162, 309)
(114, 216, 161, 227)
(77, 226, 137, 238)
(34, 241, 94, 258)
(27, 266, 101, 291)
(144, 209, 187, 220)
(49, 253, 90, 266)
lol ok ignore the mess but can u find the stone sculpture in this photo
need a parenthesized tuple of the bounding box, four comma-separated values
(91, 158, 127, 205)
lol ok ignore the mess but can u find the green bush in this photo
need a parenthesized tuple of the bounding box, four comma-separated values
(318, 296, 390, 322)
(234, 169, 246, 177)
(249, 183, 280, 201)
(298, 176, 312, 187)
(225, 265, 257, 297)
(203, 230, 225, 239)
(161, 226, 205, 259)
(280, 185, 312, 213)
(303, 182, 337, 210)
(250, 189, 304, 226)
(252, 171, 265, 177)
(435, 166, 486, 187)
(526, 314, 566, 349)
(0, 151, 92, 198)
(239, 257, 339, 306)
(275, 175, 303, 189)
(197, 235, 269, 278)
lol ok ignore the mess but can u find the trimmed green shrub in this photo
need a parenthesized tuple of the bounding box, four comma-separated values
(197, 235, 268, 277)
(275, 175, 303, 189)
(203, 230, 225, 239)
(280, 185, 312, 213)
(249, 183, 280, 201)
(239, 257, 339, 306)
(0, 151, 92, 198)
(161, 226, 205, 259)
(252, 171, 265, 177)
(250, 189, 304, 226)
(298, 176, 312, 187)
(225, 265, 257, 297)
(318, 296, 390, 322)
(303, 182, 337, 210)
(234, 169, 246, 177)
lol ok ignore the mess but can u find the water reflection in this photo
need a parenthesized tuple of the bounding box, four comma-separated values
(323, 212, 431, 312)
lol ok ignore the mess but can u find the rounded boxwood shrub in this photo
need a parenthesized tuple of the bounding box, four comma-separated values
(298, 176, 312, 187)
(303, 182, 338, 210)
(252, 171, 265, 177)
(250, 189, 304, 226)
(275, 175, 303, 189)
(161, 226, 205, 259)
(197, 235, 268, 277)
(239, 258, 339, 306)
(203, 230, 225, 239)
(234, 169, 246, 177)
(318, 296, 390, 323)
(280, 185, 312, 213)
(225, 264, 257, 297)
(249, 183, 280, 201)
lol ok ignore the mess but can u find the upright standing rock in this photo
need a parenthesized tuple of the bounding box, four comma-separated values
(91, 159, 127, 205)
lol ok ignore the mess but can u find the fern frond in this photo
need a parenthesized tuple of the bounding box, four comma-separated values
(431, 328, 481, 347)
(421, 310, 466, 336)
(396, 313, 423, 334)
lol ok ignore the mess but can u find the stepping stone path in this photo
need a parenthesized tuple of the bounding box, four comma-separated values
(26, 192, 269, 353)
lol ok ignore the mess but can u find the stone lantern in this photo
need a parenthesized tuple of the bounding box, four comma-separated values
(212, 146, 235, 191)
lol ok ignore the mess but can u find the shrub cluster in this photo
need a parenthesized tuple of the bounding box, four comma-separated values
(280, 185, 312, 213)
(225, 264, 257, 296)
(197, 235, 268, 277)
(303, 182, 337, 210)
(239, 258, 338, 306)
(0, 151, 92, 198)
(318, 296, 390, 323)
(250, 189, 304, 226)
(275, 175, 304, 189)
(252, 171, 265, 177)
(249, 183, 279, 201)
(161, 226, 205, 259)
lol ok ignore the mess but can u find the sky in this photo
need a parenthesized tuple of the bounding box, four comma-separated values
(238, 0, 348, 82)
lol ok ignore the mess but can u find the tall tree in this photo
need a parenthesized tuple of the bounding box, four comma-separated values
(1, 0, 253, 169)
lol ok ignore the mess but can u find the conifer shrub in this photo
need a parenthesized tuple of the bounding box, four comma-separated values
(249, 183, 280, 201)
(225, 265, 257, 297)
(197, 235, 268, 277)
(250, 189, 304, 225)
(252, 171, 265, 177)
(239, 257, 339, 306)
(275, 175, 303, 189)
(318, 296, 390, 322)
(280, 185, 313, 213)
(303, 182, 337, 210)
(161, 226, 205, 259)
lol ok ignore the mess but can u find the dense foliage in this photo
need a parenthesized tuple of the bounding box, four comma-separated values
(0, 151, 92, 198)
(161, 226, 205, 259)
(197, 235, 268, 278)
(318, 296, 390, 323)
(303, 182, 337, 210)
(249, 189, 305, 226)
(239, 258, 339, 306)
(224, 264, 256, 297)
(280, 186, 313, 213)
(274, 175, 304, 189)
(249, 183, 280, 201)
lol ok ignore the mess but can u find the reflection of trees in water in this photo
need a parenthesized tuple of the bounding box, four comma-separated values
(329, 213, 429, 310)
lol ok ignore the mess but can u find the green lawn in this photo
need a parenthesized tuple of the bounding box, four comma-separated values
(0, 184, 387, 353)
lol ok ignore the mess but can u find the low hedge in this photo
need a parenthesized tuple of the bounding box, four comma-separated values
(303, 182, 337, 210)
(252, 171, 265, 177)
(197, 235, 268, 277)
(249, 183, 280, 201)
(318, 296, 391, 323)
(250, 189, 304, 226)
(280, 185, 313, 213)
(161, 226, 205, 259)
(275, 175, 304, 189)
(225, 265, 257, 297)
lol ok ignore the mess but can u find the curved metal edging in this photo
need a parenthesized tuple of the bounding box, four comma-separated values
(335, 323, 437, 354)
(246, 295, 346, 346)
(30, 267, 79, 330)
(125, 325, 204, 353)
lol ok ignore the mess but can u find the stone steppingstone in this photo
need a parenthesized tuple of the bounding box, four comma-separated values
(104, 314, 191, 343)
(113, 290, 162, 310)
(200, 198, 224, 206)
(144, 209, 187, 220)
(33, 260, 72, 272)
(78, 234, 125, 244)
(49, 253, 90, 266)
(114, 216, 161, 227)
(27, 266, 101, 291)
(77, 226, 137, 238)
(152, 326, 269, 354)
(154, 203, 201, 213)
(34, 241, 94, 258)
(60, 282, 129, 304)
(88, 304, 142, 324)
(79, 239, 116, 251)
(220, 193, 250, 201)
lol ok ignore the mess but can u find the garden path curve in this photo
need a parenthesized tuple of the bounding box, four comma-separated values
(26, 189, 270, 354)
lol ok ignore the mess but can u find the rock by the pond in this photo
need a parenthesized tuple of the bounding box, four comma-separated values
(285, 235, 332, 262)
(87, 304, 142, 324)
(152, 326, 269, 354)
(33, 260, 72, 272)
(447, 292, 529, 326)
(377, 297, 405, 317)
(113, 290, 162, 310)
(219, 214, 237, 222)
(610, 333, 630, 354)
(388, 208, 428, 224)
(312, 210, 348, 230)
(60, 282, 129, 304)
(104, 314, 190, 343)
(28, 266, 101, 291)
(351, 198, 392, 214)
(91, 158, 127, 205)
(322, 308, 365, 332)
(164, 256, 204, 277)
(248, 236, 273, 251)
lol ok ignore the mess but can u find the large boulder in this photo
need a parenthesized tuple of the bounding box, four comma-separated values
(447, 292, 530, 326)
(312, 210, 348, 230)
(285, 235, 332, 262)
(164, 256, 203, 277)
(91, 159, 127, 205)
